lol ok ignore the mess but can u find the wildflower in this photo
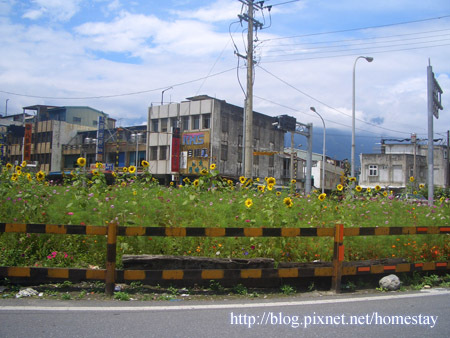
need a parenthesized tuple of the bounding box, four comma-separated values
(409, 176, 415, 182)
(239, 176, 246, 184)
(245, 198, 253, 208)
(200, 168, 208, 175)
(67, 212, 74, 215)
(336, 184, 343, 191)
(77, 157, 86, 167)
(141, 160, 149, 168)
(375, 185, 381, 191)
(267, 177, 276, 185)
(318, 193, 326, 201)
(283, 197, 293, 208)
(95, 162, 103, 169)
(355, 185, 362, 192)
(210, 163, 216, 170)
(128, 165, 136, 174)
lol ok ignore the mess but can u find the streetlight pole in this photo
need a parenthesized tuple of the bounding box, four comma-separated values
(351, 56, 373, 180)
(310, 107, 326, 194)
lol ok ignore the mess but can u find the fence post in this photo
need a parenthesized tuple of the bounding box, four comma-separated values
(105, 221, 118, 296)
(331, 223, 344, 293)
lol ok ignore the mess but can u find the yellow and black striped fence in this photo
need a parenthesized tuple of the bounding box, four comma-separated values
(0, 222, 449, 294)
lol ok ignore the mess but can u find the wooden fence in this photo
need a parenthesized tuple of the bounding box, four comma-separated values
(0, 222, 449, 294)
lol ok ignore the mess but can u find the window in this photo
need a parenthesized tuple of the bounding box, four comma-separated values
(73, 117, 81, 123)
(182, 116, 189, 131)
(151, 119, 159, 132)
(221, 142, 228, 161)
(150, 146, 158, 161)
(238, 135, 243, 146)
(192, 115, 200, 129)
(170, 117, 178, 129)
(238, 147, 242, 163)
(161, 118, 168, 132)
(369, 165, 378, 176)
(93, 120, 98, 126)
(203, 114, 211, 129)
(253, 155, 259, 165)
(269, 155, 274, 168)
(159, 146, 167, 160)
(221, 116, 228, 132)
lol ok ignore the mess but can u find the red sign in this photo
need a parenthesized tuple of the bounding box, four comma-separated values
(171, 128, 180, 172)
(24, 124, 32, 161)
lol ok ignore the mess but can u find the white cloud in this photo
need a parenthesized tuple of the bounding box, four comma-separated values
(171, 0, 241, 22)
(22, 0, 82, 22)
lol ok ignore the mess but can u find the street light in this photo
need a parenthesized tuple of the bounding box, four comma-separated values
(310, 107, 326, 194)
(351, 56, 373, 181)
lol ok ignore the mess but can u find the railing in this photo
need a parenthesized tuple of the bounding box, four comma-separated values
(0, 222, 448, 295)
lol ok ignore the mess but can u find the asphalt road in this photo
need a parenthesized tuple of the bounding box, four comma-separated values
(1, 288, 449, 338)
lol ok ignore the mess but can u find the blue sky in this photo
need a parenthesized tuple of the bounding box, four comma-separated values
(1, 0, 450, 144)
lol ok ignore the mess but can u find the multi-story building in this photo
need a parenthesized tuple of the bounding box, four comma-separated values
(147, 95, 289, 185)
(359, 139, 449, 189)
(3, 105, 114, 173)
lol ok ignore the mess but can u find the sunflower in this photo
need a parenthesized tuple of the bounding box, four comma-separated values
(77, 157, 86, 167)
(291, 179, 296, 184)
(366, 188, 372, 193)
(21, 161, 27, 167)
(283, 197, 293, 208)
(419, 184, 425, 189)
(36, 171, 45, 182)
(440, 197, 445, 203)
(92, 169, 99, 176)
(375, 185, 381, 191)
(227, 179, 234, 186)
(258, 185, 266, 192)
(276, 191, 281, 196)
(95, 162, 103, 169)
(318, 193, 327, 201)
(6, 163, 13, 170)
(122, 167, 128, 173)
(141, 160, 149, 168)
(26, 173, 32, 182)
(11, 173, 18, 181)
(267, 183, 274, 191)
(210, 163, 216, 170)
(15, 165, 22, 172)
(193, 179, 199, 187)
(128, 166, 136, 174)
(355, 185, 362, 192)
(383, 191, 388, 197)
(255, 177, 260, 182)
(245, 198, 253, 208)
(349, 177, 357, 182)
(337, 184, 344, 191)
(111, 171, 117, 177)
(267, 177, 276, 185)
(413, 190, 417, 195)
(409, 176, 415, 182)
(170, 182, 174, 186)
(183, 177, 191, 184)
(200, 168, 208, 175)
(239, 176, 246, 184)
(120, 181, 127, 187)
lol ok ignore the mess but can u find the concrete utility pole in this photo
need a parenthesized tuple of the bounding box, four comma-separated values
(244, 0, 255, 179)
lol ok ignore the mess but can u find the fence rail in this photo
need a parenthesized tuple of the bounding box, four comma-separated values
(0, 222, 449, 294)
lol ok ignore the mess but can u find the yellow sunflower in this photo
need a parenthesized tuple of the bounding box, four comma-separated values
(366, 188, 372, 193)
(245, 198, 253, 208)
(128, 166, 136, 174)
(337, 184, 344, 191)
(210, 163, 216, 170)
(383, 191, 388, 197)
(239, 176, 246, 184)
(200, 168, 208, 175)
(6, 163, 13, 170)
(122, 167, 128, 173)
(141, 160, 149, 168)
(258, 185, 266, 192)
(375, 185, 381, 191)
(355, 185, 362, 192)
(291, 179, 296, 184)
(318, 193, 327, 201)
(283, 197, 293, 208)
(267, 183, 274, 191)
(193, 179, 199, 187)
(276, 191, 281, 196)
(349, 177, 356, 182)
(267, 177, 276, 185)
(77, 157, 86, 167)
(409, 176, 415, 182)
(183, 177, 191, 184)
(21, 161, 27, 167)
(419, 184, 425, 189)
(36, 171, 45, 182)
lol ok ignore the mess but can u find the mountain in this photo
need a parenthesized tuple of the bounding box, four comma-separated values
(284, 128, 383, 168)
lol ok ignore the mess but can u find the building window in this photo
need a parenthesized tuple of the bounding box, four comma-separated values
(369, 165, 378, 176)
(269, 155, 274, 168)
(253, 155, 259, 165)
(150, 146, 158, 161)
(238, 135, 243, 146)
(221, 142, 228, 161)
(203, 114, 211, 129)
(170, 117, 178, 129)
(192, 115, 200, 129)
(159, 146, 167, 160)
(182, 116, 189, 131)
(151, 119, 159, 132)
(238, 147, 242, 163)
(161, 118, 168, 132)
(93, 120, 98, 126)
(221, 116, 228, 132)
(73, 117, 81, 124)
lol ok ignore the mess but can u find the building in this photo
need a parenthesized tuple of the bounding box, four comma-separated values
(2, 105, 114, 173)
(289, 148, 346, 192)
(147, 95, 289, 185)
(62, 125, 147, 170)
(359, 139, 449, 190)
